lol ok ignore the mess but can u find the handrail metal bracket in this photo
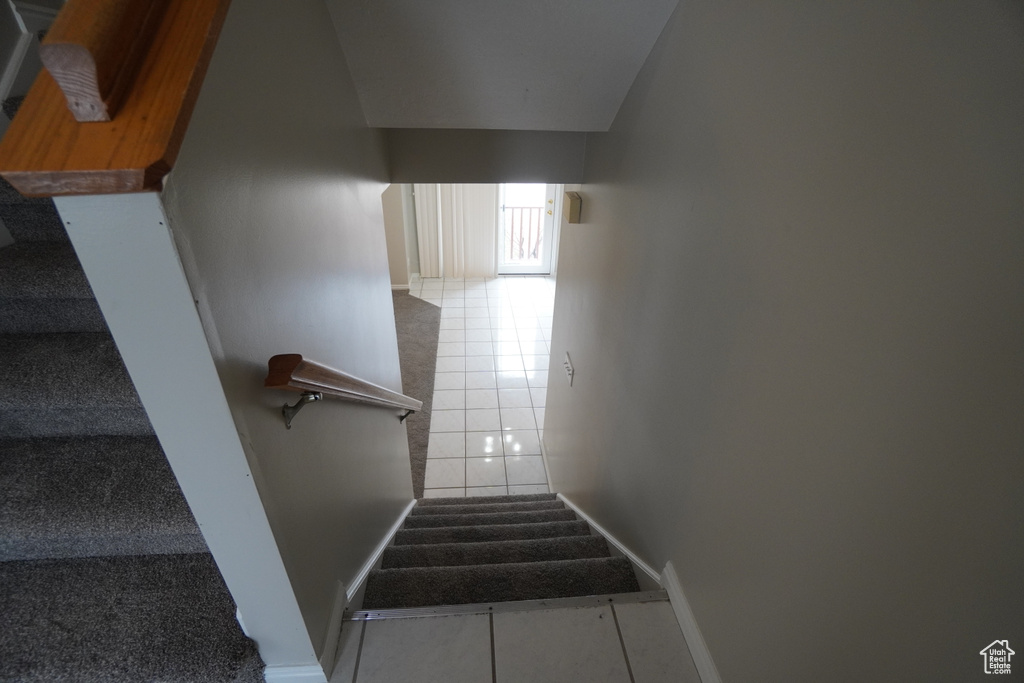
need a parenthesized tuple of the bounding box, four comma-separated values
(399, 409, 415, 423)
(282, 392, 322, 429)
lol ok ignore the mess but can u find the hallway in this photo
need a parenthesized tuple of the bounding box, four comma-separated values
(409, 276, 555, 498)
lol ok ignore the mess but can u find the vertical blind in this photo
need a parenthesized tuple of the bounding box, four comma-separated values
(414, 184, 498, 279)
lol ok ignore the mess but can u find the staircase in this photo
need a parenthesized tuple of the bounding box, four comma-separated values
(362, 493, 641, 609)
(0, 176, 263, 681)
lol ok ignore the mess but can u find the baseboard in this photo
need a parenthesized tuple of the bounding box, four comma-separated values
(345, 498, 417, 607)
(391, 283, 410, 290)
(555, 493, 661, 590)
(263, 664, 327, 683)
(538, 435, 554, 494)
(318, 579, 348, 678)
(661, 561, 722, 683)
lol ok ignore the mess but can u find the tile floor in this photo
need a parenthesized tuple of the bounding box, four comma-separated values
(331, 599, 701, 683)
(409, 276, 556, 498)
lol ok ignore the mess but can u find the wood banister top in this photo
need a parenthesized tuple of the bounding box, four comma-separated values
(0, 0, 232, 197)
(40, 0, 168, 122)
(265, 354, 423, 414)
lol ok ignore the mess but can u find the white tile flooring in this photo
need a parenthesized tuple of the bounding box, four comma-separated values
(330, 600, 701, 683)
(409, 276, 556, 498)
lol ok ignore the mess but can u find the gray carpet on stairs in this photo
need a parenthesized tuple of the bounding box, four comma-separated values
(364, 557, 640, 609)
(363, 494, 641, 609)
(381, 535, 612, 568)
(0, 436, 206, 561)
(395, 519, 592, 545)
(416, 492, 561, 506)
(0, 203, 68, 242)
(409, 499, 566, 516)
(391, 290, 440, 498)
(402, 507, 578, 528)
(0, 333, 153, 438)
(0, 236, 105, 333)
(0, 554, 262, 683)
(0, 177, 263, 680)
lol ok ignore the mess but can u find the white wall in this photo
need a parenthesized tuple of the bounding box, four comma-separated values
(382, 184, 409, 287)
(160, 0, 413, 664)
(546, 1, 1024, 681)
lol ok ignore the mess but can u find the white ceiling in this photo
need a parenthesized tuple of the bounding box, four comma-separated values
(326, 0, 678, 132)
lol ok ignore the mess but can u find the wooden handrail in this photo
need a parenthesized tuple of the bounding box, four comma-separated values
(265, 354, 423, 413)
(40, 0, 168, 122)
(0, 0, 232, 196)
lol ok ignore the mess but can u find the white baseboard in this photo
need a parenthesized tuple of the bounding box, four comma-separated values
(661, 561, 722, 683)
(539, 435, 554, 495)
(555, 493, 661, 589)
(346, 498, 417, 606)
(391, 283, 410, 290)
(263, 664, 327, 683)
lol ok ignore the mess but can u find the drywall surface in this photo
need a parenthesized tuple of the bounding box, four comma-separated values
(325, 0, 677, 131)
(161, 0, 413, 662)
(382, 184, 409, 286)
(545, 1, 1024, 681)
(386, 129, 586, 183)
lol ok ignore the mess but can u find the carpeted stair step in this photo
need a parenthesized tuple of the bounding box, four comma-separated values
(0, 202, 68, 243)
(0, 241, 105, 333)
(0, 436, 207, 561)
(416, 492, 557, 507)
(0, 242, 93, 299)
(402, 508, 577, 529)
(395, 519, 591, 546)
(0, 175, 42, 205)
(362, 556, 641, 609)
(0, 297, 106, 334)
(381, 535, 612, 569)
(0, 552, 263, 682)
(409, 499, 565, 516)
(0, 332, 152, 438)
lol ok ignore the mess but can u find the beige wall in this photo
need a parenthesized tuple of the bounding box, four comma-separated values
(161, 0, 413, 657)
(386, 129, 586, 183)
(546, 1, 1024, 681)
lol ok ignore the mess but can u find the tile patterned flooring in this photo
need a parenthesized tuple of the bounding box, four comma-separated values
(330, 600, 702, 683)
(409, 276, 556, 498)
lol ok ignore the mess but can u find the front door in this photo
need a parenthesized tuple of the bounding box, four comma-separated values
(498, 183, 556, 275)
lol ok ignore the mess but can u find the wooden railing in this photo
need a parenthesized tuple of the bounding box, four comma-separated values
(40, 0, 169, 122)
(0, 0, 232, 196)
(265, 354, 422, 428)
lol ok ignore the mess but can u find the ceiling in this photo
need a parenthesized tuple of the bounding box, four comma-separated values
(326, 0, 678, 132)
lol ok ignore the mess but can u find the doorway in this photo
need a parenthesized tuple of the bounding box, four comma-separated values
(498, 184, 558, 275)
